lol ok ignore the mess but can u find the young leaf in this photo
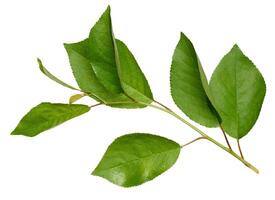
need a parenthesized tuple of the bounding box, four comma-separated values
(37, 58, 79, 90)
(92, 133, 180, 187)
(69, 93, 86, 104)
(170, 33, 219, 127)
(115, 39, 153, 104)
(209, 45, 266, 139)
(11, 103, 90, 137)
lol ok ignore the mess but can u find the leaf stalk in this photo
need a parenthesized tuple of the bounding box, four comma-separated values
(149, 101, 259, 174)
(237, 139, 244, 159)
(220, 125, 232, 150)
(180, 137, 206, 148)
(90, 103, 103, 108)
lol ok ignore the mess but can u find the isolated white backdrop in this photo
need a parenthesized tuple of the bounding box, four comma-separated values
(0, 0, 274, 199)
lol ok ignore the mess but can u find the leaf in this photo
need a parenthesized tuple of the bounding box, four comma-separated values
(63, 7, 131, 106)
(64, 6, 152, 108)
(64, 39, 113, 103)
(209, 45, 266, 139)
(11, 103, 90, 137)
(63, 6, 125, 104)
(64, 35, 136, 107)
(170, 33, 219, 127)
(37, 58, 79, 90)
(69, 93, 86, 104)
(92, 133, 180, 187)
(115, 39, 153, 104)
(88, 6, 122, 94)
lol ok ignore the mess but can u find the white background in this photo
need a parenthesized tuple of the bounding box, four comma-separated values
(0, 0, 274, 199)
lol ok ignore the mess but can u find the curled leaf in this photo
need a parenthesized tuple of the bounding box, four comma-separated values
(37, 58, 79, 90)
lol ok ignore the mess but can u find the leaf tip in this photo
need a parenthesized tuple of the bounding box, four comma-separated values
(37, 57, 42, 64)
(91, 169, 96, 176)
(10, 130, 18, 136)
(37, 58, 43, 70)
(63, 43, 69, 49)
(10, 126, 21, 136)
(180, 32, 193, 42)
(179, 31, 185, 37)
(63, 43, 72, 54)
(10, 129, 35, 137)
(106, 5, 111, 11)
(91, 167, 101, 178)
(231, 44, 243, 54)
(232, 43, 240, 50)
(102, 5, 111, 16)
(179, 32, 188, 40)
(10, 130, 29, 137)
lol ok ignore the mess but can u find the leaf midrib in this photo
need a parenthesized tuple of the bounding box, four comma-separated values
(234, 53, 239, 137)
(94, 146, 180, 173)
(16, 108, 87, 134)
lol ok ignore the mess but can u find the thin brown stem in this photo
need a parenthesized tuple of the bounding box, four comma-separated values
(220, 125, 232, 150)
(237, 139, 244, 159)
(181, 137, 206, 148)
(90, 103, 102, 108)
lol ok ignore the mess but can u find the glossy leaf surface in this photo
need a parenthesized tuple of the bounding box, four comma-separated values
(88, 6, 122, 94)
(170, 33, 219, 127)
(115, 39, 153, 104)
(209, 45, 266, 138)
(11, 103, 90, 137)
(64, 6, 152, 108)
(92, 133, 180, 187)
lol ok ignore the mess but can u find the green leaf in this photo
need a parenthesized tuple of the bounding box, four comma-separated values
(92, 133, 180, 187)
(64, 6, 152, 108)
(69, 93, 86, 104)
(209, 45, 266, 139)
(63, 7, 132, 106)
(64, 38, 139, 108)
(64, 39, 113, 103)
(170, 33, 219, 127)
(11, 103, 90, 137)
(88, 6, 122, 94)
(115, 39, 153, 104)
(37, 58, 79, 90)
